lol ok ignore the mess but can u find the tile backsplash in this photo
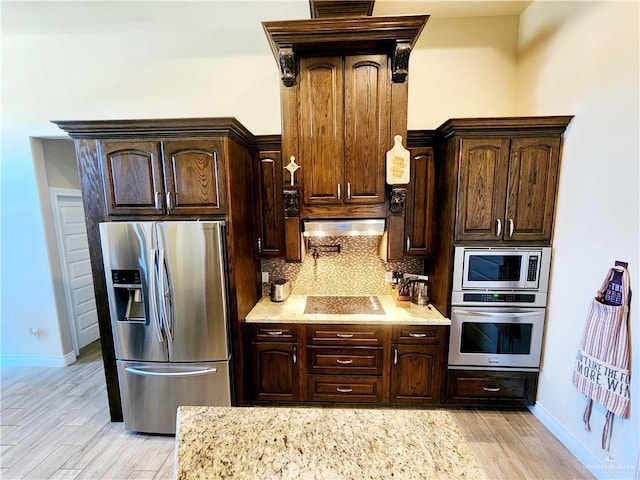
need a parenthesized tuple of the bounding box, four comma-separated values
(261, 236, 423, 295)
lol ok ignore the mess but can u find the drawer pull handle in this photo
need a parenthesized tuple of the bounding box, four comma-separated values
(336, 359, 353, 365)
(408, 332, 428, 338)
(482, 386, 501, 392)
(336, 387, 353, 393)
(293, 346, 297, 364)
(336, 333, 354, 338)
(266, 330, 283, 336)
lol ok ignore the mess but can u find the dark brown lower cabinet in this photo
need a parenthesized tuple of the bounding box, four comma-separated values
(447, 369, 538, 406)
(390, 345, 445, 403)
(247, 323, 449, 405)
(251, 342, 300, 402)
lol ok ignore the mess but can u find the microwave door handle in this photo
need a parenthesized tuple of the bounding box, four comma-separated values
(453, 309, 543, 318)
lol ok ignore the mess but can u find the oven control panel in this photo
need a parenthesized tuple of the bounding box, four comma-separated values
(462, 293, 537, 303)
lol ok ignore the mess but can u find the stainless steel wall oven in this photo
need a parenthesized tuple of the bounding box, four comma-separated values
(449, 247, 551, 371)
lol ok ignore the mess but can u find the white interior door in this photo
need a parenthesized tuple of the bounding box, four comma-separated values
(51, 189, 99, 353)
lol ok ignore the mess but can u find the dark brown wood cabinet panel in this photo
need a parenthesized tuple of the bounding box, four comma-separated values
(251, 324, 298, 342)
(307, 325, 383, 346)
(300, 56, 344, 205)
(284, 217, 304, 262)
(405, 147, 436, 255)
(391, 325, 447, 345)
(162, 140, 225, 215)
(256, 150, 284, 257)
(99, 141, 164, 215)
(308, 346, 383, 375)
(344, 55, 390, 204)
(308, 375, 383, 402)
(390, 344, 445, 403)
(251, 342, 300, 401)
(447, 369, 538, 406)
(455, 138, 510, 241)
(505, 137, 561, 243)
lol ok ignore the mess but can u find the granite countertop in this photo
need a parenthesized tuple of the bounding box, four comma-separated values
(245, 294, 450, 325)
(175, 406, 486, 480)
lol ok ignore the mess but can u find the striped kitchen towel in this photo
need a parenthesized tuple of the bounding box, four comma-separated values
(573, 266, 631, 450)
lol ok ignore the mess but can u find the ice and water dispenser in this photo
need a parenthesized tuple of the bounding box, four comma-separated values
(110, 269, 145, 322)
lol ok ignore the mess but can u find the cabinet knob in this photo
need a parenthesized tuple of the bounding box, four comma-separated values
(495, 219, 502, 237)
(166, 192, 172, 211)
(154, 191, 161, 210)
(293, 346, 297, 364)
(347, 182, 351, 200)
(508, 218, 514, 237)
(337, 183, 341, 200)
(257, 237, 262, 253)
(393, 348, 398, 365)
(406, 236, 411, 252)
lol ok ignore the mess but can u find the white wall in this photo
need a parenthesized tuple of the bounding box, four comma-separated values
(517, 2, 639, 478)
(1, 3, 520, 366)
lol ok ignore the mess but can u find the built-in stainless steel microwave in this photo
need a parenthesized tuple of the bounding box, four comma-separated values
(452, 247, 551, 293)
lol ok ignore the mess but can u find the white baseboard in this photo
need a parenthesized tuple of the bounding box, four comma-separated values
(529, 403, 636, 480)
(1, 351, 77, 367)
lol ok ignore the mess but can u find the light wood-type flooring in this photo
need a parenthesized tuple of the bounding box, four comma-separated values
(1, 341, 592, 479)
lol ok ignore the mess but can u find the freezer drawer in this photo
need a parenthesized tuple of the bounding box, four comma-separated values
(117, 360, 231, 434)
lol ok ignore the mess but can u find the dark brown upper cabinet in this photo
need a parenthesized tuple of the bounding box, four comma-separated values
(299, 54, 389, 205)
(405, 147, 436, 255)
(438, 117, 573, 246)
(263, 15, 428, 217)
(255, 149, 284, 257)
(99, 138, 225, 216)
(456, 136, 562, 243)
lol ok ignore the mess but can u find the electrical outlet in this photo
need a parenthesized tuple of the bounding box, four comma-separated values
(29, 328, 39, 340)
(384, 272, 393, 283)
(261, 271, 269, 283)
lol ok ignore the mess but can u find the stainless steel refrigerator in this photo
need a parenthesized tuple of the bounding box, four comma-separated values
(99, 221, 232, 434)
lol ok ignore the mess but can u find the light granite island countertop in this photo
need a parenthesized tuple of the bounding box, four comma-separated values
(245, 294, 450, 325)
(175, 406, 486, 480)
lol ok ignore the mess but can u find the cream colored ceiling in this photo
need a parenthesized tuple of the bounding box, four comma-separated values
(3, 1, 532, 35)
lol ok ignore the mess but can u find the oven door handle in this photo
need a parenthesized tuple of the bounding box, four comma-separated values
(452, 309, 542, 318)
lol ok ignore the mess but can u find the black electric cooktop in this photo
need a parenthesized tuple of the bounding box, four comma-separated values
(303, 296, 385, 315)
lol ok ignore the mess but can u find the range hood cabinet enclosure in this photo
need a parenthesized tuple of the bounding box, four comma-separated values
(302, 219, 385, 237)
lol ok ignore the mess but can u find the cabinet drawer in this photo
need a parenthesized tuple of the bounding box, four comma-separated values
(308, 347, 382, 375)
(307, 325, 383, 346)
(250, 324, 298, 342)
(392, 325, 447, 345)
(447, 370, 537, 406)
(308, 375, 383, 402)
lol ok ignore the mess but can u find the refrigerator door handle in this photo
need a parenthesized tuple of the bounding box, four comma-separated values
(158, 248, 173, 343)
(124, 366, 218, 377)
(149, 248, 164, 342)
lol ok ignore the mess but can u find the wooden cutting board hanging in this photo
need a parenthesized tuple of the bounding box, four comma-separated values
(386, 135, 410, 185)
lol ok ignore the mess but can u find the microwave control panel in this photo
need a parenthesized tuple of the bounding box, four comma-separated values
(527, 256, 539, 282)
(462, 293, 537, 303)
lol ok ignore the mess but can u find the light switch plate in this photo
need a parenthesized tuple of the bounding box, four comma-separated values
(384, 272, 393, 283)
(261, 271, 269, 283)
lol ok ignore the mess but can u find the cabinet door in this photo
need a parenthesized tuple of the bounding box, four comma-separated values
(344, 55, 390, 204)
(505, 137, 561, 243)
(300, 57, 344, 204)
(390, 345, 445, 403)
(99, 141, 164, 215)
(256, 151, 283, 257)
(405, 147, 435, 255)
(251, 342, 299, 401)
(162, 140, 226, 215)
(455, 138, 510, 241)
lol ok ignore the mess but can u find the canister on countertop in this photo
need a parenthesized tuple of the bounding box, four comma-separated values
(270, 280, 290, 302)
